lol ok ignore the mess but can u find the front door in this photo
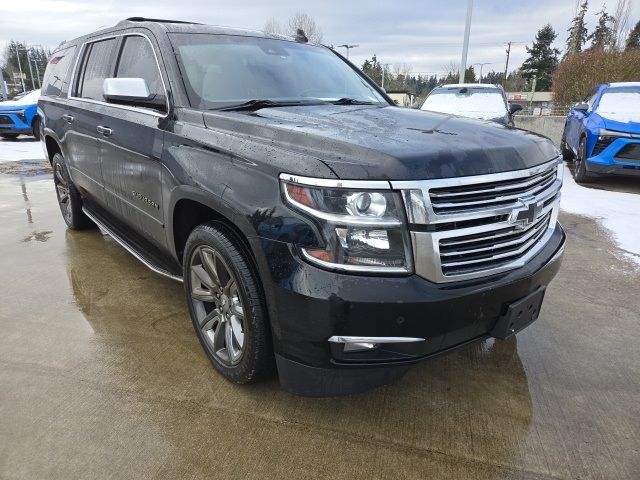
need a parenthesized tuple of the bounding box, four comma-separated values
(98, 34, 168, 250)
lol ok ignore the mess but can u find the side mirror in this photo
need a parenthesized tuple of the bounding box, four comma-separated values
(509, 103, 523, 114)
(573, 101, 589, 112)
(103, 78, 165, 110)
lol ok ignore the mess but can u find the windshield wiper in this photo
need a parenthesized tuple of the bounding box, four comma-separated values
(329, 98, 378, 105)
(215, 99, 321, 112)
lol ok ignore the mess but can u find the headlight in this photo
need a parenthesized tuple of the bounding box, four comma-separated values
(280, 174, 413, 273)
(16, 110, 26, 122)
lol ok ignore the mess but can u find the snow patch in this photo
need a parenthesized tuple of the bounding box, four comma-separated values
(560, 165, 640, 267)
(0, 138, 45, 163)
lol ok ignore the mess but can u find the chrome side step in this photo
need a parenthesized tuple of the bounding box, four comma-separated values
(82, 207, 183, 283)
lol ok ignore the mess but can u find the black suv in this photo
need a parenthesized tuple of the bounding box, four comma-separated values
(39, 18, 565, 396)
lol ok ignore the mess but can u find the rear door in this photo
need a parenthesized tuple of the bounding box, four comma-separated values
(98, 33, 168, 249)
(65, 37, 118, 205)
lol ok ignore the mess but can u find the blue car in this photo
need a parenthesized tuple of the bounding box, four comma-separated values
(0, 89, 41, 140)
(561, 82, 640, 183)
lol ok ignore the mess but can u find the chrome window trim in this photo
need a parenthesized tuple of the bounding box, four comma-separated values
(67, 32, 170, 118)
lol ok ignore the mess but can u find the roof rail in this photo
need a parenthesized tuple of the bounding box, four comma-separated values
(116, 17, 201, 26)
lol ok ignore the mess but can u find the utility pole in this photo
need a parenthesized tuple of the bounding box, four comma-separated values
(502, 41, 511, 89)
(472, 62, 491, 83)
(459, 0, 474, 83)
(27, 50, 41, 89)
(337, 44, 359, 59)
(13, 44, 26, 93)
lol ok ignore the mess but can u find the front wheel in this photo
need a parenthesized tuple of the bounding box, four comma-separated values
(560, 130, 573, 161)
(32, 116, 41, 140)
(573, 137, 590, 184)
(183, 222, 272, 384)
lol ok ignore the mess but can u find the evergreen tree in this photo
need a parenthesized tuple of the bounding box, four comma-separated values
(588, 6, 615, 49)
(626, 20, 640, 50)
(521, 24, 561, 91)
(566, 0, 589, 56)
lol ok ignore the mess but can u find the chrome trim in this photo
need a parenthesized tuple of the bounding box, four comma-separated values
(82, 207, 183, 283)
(300, 248, 410, 274)
(279, 173, 392, 190)
(391, 158, 561, 224)
(328, 336, 425, 344)
(67, 32, 170, 118)
(281, 179, 402, 227)
(397, 158, 563, 283)
(599, 128, 640, 139)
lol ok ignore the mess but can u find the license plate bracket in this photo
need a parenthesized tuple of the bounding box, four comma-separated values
(491, 287, 546, 340)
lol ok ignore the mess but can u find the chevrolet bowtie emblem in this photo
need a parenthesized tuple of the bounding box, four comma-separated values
(509, 196, 541, 229)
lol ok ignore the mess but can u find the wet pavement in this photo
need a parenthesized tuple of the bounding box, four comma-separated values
(1, 161, 639, 479)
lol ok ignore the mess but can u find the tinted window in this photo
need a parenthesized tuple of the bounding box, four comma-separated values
(77, 38, 116, 100)
(115, 36, 164, 102)
(169, 34, 386, 110)
(42, 45, 77, 97)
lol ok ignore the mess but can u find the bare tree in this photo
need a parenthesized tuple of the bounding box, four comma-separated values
(287, 13, 323, 43)
(613, 0, 632, 49)
(263, 13, 323, 43)
(263, 17, 282, 35)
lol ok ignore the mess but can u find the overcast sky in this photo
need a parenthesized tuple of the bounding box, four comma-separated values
(1, 0, 639, 76)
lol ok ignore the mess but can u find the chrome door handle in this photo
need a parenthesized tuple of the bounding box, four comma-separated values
(96, 126, 113, 136)
(62, 114, 74, 124)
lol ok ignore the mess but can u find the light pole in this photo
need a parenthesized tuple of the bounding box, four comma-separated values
(472, 62, 492, 83)
(381, 63, 391, 89)
(337, 44, 359, 59)
(459, 0, 474, 83)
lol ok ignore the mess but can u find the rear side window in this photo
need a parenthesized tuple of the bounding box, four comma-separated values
(76, 38, 117, 100)
(42, 45, 77, 97)
(115, 35, 164, 103)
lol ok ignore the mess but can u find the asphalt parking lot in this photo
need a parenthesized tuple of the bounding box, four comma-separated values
(1, 138, 639, 479)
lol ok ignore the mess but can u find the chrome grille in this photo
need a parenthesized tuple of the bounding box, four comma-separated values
(439, 210, 552, 276)
(391, 158, 563, 283)
(429, 165, 557, 215)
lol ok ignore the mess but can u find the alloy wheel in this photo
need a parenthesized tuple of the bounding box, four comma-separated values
(54, 163, 72, 224)
(189, 245, 245, 366)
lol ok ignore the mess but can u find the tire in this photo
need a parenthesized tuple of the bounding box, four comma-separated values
(560, 130, 573, 161)
(52, 153, 95, 229)
(32, 116, 41, 140)
(573, 137, 590, 184)
(0, 133, 19, 140)
(183, 222, 272, 384)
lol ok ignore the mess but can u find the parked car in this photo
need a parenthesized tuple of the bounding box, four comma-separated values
(561, 82, 640, 183)
(421, 83, 522, 126)
(0, 89, 42, 139)
(39, 18, 565, 396)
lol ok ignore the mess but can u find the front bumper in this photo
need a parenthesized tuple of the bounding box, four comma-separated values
(257, 223, 566, 396)
(587, 138, 640, 176)
(0, 112, 32, 135)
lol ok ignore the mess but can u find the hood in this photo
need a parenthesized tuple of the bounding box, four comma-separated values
(600, 115, 640, 134)
(0, 90, 40, 110)
(203, 105, 558, 180)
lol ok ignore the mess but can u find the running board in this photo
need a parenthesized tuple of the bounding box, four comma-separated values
(82, 206, 183, 283)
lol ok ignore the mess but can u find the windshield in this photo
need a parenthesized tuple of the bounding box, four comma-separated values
(169, 34, 387, 110)
(421, 87, 507, 119)
(596, 87, 640, 122)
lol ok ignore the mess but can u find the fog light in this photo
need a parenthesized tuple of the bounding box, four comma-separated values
(344, 341, 378, 352)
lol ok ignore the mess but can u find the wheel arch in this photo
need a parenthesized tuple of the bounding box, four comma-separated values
(168, 187, 260, 271)
(43, 134, 63, 165)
